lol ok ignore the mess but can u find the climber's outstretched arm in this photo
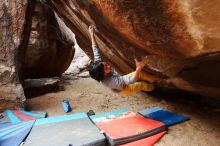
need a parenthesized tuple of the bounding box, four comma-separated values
(133, 57, 148, 82)
(89, 25, 102, 62)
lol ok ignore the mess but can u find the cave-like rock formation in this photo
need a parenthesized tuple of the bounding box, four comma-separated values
(48, 0, 220, 99)
(24, 1, 75, 78)
(0, 0, 75, 112)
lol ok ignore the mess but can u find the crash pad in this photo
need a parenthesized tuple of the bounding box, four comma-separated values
(19, 110, 47, 119)
(97, 113, 166, 145)
(120, 131, 166, 146)
(34, 112, 87, 125)
(0, 113, 11, 124)
(0, 110, 47, 124)
(0, 121, 35, 146)
(90, 109, 130, 124)
(23, 113, 106, 146)
(138, 107, 189, 126)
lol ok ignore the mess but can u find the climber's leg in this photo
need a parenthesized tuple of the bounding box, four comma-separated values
(120, 81, 155, 95)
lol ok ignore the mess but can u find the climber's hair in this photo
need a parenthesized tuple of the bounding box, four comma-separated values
(89, 62, 104, 82)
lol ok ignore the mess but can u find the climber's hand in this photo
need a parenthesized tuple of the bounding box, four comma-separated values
(89, 25, 95, 35)
(135, 56, 147, 71)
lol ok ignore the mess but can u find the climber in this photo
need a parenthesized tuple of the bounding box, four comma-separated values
(88, 25, 160, 95)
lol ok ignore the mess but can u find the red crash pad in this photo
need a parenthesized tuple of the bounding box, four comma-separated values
(120, 131, 166, 146)
(97, 114, 166, 145)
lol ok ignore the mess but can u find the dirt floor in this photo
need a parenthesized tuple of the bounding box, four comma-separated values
(26, 75, 220, 146)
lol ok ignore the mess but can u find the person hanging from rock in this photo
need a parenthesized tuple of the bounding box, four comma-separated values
(88, 25, 160, 95)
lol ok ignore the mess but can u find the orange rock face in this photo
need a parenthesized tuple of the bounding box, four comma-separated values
(48, 0, 220, 98)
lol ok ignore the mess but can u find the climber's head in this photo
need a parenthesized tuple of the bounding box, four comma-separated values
(89, 62, 111, 82)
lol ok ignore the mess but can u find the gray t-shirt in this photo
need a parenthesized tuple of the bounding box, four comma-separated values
(92, 45, 135, 91)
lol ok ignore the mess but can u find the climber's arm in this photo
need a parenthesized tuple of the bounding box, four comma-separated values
(133, 57, 148, 82)
(89, 25, 102, 62)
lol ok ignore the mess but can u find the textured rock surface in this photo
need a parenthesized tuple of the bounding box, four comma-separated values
(0, 0, 219, 112)
(48, 0, 220, 98)
(0, 0, 76, 111)
(0, 0, 29, 111)
(24, 1, 75, 78)
(24, 78, 61, 98)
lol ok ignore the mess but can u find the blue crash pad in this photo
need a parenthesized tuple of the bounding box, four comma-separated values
(138, 107, 189, 126)
(0, 110, 47, 124)
(0, 121, 35, 146)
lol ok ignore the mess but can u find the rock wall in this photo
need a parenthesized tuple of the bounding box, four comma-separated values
(0, 0, 30, 111)
(24, 1, 75, 78)
(0, 0, 76, 111)
(48, 0, 220, 99)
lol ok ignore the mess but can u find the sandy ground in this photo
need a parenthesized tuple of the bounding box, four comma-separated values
(26, 75, 220, 146)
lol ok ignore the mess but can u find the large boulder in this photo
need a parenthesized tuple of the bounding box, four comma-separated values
(0, 0, 31, 111)
(0, 0, 76, 111)
(48, 0, 220, 99)
(24, 1, 75, 78)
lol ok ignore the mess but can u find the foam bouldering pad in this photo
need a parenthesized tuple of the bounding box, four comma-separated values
(0, 113, 11, 124)
(97, 113, 166, 145)
(34, 112, 87, 125)
(0, 110, 47, 124)
(19, 110, 47, 119)
(120, 131, 166, 146)
(138, 107, 189, 126)
(23, 114, 106, 146)
(0, 121, 35, 146)
(90, 109, 130, 124)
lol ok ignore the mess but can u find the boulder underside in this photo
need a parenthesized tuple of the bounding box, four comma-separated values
(48, 0, 220, 99)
